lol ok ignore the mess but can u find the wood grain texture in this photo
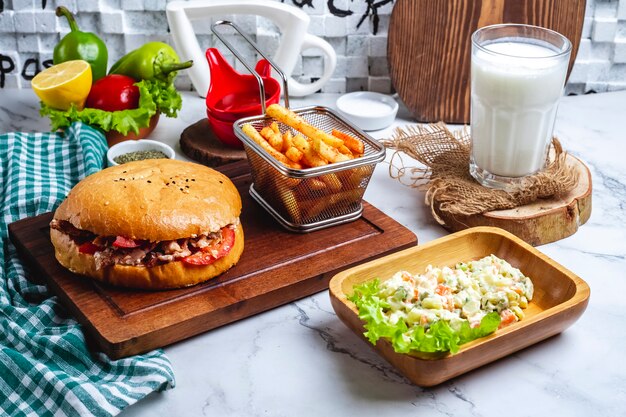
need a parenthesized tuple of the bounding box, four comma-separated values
(436, 155, 592, 246)
(388, 0, 586, 123)
(180, 119, 247, 167)
(8, 163, 416, 359)
(329, 226, 590, 387)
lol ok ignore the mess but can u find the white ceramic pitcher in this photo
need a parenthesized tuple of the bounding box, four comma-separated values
(166, 0, 337, 97)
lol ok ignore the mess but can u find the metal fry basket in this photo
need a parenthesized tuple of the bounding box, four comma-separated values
(213, 21, 386, 232)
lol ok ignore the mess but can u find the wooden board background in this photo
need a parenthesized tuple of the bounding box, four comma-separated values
(8, 162, 417, 359)
(388, 0, 586, 123)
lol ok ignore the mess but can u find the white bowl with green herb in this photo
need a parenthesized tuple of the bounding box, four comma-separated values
(107, 139, 175, 167)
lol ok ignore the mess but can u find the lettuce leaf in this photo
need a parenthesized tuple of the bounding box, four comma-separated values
(348, 279, 501, 354)
(40, 79, 183, 135)
(144, 79, 183, 118)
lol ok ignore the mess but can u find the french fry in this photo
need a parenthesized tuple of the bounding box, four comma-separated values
(273, 172, 302, 189)
(328, 188, 363, 209)
(260, 126, 274, 140)
(278, 188, 302, 223)
(292, 182, 309, 204)
(292, 134, 309, 152)
(341, 188, 363, 203)
(308, 178, 327, 191)
(320, 173, 342, 192)
(338, 145, 354, 157)
(303, 198, 328, 220)
(338, 167, 367, 189)
(270, 121, 280, 134)
(285, 146, 303, 163)
(293, 134, 328, 167)
(312, 136, 351, 163)
(302, 152, 328, 168)
(331, 129, 365, 155)
(268, 132, 283, 151)
(242, 124, 297, 168)
(282, 130, 294, 152)
(267, 104, 344, 148)
(260, 126, 283, 151)
(288, 160, 303, 170)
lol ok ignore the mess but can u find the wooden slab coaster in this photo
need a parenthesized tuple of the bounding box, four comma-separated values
(179, 118, 247, 167)
(435, 155, 592, 246)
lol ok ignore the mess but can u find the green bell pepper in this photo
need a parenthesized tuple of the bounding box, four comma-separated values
(109, 42, 193, 84)
(53, 6, 108, 81)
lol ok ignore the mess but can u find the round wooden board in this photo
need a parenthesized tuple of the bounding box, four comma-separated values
(435, 155, 592, 246)
(388, 0, 585, 123)
(179, 119, 247, 167)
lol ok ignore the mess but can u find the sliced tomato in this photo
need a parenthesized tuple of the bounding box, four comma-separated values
(113, 236, 141, 248)
(78, 242, 101, 255)
(182, 227, 235, 266)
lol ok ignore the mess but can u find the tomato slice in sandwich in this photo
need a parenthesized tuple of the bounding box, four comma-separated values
(113, 236, 141, 248)
(182, 227, 235, 266)
(78, 242, 101, 255)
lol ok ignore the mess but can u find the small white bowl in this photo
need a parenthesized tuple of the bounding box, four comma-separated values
(107, 139, 176, 167)
(336, 92, 399, 131)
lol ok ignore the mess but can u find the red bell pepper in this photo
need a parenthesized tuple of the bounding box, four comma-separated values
(85, 74, 140, 112)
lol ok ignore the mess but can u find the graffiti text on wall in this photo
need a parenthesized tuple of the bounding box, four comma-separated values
(0, 0, 393, 87)
(283, 0, 394, 34)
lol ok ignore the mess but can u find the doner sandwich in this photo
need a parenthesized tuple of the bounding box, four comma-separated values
(49, 159, 244, 289)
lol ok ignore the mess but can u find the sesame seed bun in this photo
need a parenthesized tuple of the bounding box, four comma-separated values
(54, 159, 242, 241)
(50, 159, 244, 289)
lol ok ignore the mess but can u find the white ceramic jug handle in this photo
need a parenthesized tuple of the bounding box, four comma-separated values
(287, 34, 337, 97)
(166, 0, 309, 98)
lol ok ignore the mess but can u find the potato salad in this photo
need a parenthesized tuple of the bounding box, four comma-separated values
(349, 255, 534, 354)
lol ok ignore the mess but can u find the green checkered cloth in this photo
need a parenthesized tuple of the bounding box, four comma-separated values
(0, 123, 175, 416)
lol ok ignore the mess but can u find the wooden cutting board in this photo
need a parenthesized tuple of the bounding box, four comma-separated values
(388, 0, 586, 123)
(8, 162, 417, 359)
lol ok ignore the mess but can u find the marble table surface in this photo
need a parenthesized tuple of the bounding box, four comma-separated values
(1, 89, 625, 417)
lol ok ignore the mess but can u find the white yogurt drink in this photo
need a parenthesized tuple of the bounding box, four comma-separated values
(470, 24, 571, 189)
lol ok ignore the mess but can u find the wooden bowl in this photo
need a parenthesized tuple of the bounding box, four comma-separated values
(105, 113, 160, 147)
(329, 226, 590, 387)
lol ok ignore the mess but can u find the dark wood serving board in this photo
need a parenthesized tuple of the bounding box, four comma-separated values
(8, 162, 416, 359)
(388, 0, 585, 123)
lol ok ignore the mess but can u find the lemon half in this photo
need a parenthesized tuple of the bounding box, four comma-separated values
(32, 60, 92, 111)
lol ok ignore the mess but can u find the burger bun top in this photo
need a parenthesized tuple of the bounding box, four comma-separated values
(53, 159, 242, 241)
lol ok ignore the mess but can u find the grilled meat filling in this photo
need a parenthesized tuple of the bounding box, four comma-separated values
(50, 219, 228, 269)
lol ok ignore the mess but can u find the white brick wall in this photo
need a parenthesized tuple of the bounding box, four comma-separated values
(0, 0, 625, 94)
(567, 0, 626, 94)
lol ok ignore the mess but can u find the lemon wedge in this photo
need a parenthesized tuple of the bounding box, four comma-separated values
(32, 60, 92, 111)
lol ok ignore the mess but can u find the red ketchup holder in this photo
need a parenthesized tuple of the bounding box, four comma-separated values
(205, 33, 282, 148)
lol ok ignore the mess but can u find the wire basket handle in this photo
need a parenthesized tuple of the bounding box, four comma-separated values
(211, 20, 290, 113)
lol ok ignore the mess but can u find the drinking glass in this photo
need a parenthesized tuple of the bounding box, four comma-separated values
(470, 24, 572, 190)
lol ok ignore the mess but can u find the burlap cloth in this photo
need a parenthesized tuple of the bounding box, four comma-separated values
(381, 123, 578, 225)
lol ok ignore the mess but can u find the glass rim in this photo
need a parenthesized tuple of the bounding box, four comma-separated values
(472, 23, 572, 60)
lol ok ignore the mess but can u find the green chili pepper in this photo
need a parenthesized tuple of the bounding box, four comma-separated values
(109, 42, 193, 84)
(53, 6, 108, 81)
